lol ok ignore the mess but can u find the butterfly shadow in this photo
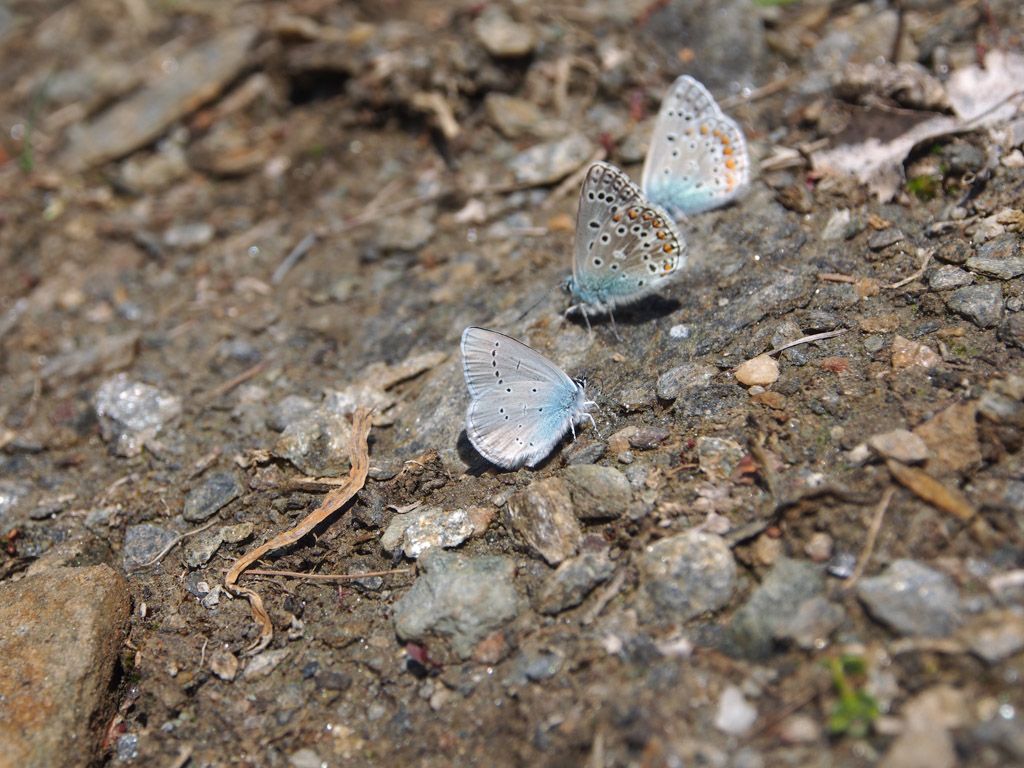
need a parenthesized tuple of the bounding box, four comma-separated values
(565, 295, 682, 335)
(456, 430, 502, 476)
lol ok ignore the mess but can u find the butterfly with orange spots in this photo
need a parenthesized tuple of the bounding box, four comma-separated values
(564, 161, 687, 332)
(642, 75, 750, 217)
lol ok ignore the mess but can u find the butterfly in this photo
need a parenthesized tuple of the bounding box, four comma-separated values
(642, 75, 750, 217)
(564, 161, 687, 330)
(461, 326, 596, 469)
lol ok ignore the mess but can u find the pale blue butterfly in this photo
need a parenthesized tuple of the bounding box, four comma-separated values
(461, 327, 596, 469)
(564, 162, 686, 330)
(642, 75, 750, 217)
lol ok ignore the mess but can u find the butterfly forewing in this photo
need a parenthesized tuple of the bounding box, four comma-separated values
(573, 162, 687, 310)
(642, 75, 750, 216)
(461, 327, 583, 469)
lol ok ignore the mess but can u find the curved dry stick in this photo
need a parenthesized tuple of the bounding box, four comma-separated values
(224, 407, 373, 654)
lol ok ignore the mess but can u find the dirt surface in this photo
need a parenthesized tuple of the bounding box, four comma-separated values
(2, 1, 1024, 766)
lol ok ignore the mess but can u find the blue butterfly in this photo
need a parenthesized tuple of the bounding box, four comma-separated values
(461, 327, 596, 469)
(642, 75, 750, 217)
(564, 162, 687, 330)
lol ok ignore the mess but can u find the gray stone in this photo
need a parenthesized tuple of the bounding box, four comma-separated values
(40, 331, 139, 383)
(946, 284, 1004, 328)
(863, 335, 886, 353)
(94, 374, 182, 457)
(123, 523, 178, 570)
(934, 239, 971, 264)
(274, 408, 352, 476)
(0, 565, 130, 768)
(728, 558, 824, 658)
(0, 480, 29, 531)
(644, 0, 766, 89)
(975, 233, 1021, 261)
(638, 531, 736, 623)
(535, 549, 615, 615)
(266, 394, 316, 432)
(961, 609, 1024, 664)
(928, 265, 973, 291)
(382, 507, 475, 559)
(473, 8, 535, 58)
(392, 549, 519, 660)
(966, 255, 1024, 280)
(60, 27, 258, 171)
(504, 645, 564, 686)
(869, 228, 906, 250)
(999, 314, 1024, 350)
(376, 206, 436, 252)
(656, 362, 718, 401)
(780, 596, 846, 650)
(183, 472, 241, 522)
(561, 465, 632, 520)
(504, 478, 581, 565)
(857, 559, 962, 637)
(183, 528, 224, 569)
(509, 133, 596, 186)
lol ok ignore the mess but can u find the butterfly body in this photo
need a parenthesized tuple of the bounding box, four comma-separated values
(567, 162, 686, 320)
(642, 75, 750, 217)
(461, 327, 595, 469)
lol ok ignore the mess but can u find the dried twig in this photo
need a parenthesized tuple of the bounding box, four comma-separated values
(200, 359, 268, 405)
(818, 272, 857, 284)
(884, 248, 931, 289)
(719, 72, 803, 109)
(271, 232, 318, 285)
(581, 569, 626, 625)
(843, 486, 896, 589)
(768, 328, 848, 357)
(139, 519, 219, 568)
(224, 407, 373, 654)
(232, 566, 412, 582)
(885, 459, 998, 544)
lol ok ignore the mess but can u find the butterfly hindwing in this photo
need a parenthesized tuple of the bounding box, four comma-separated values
(571, 162, 687, 312)
(461, 327, 585, 469)
(642, 75, 750, 216)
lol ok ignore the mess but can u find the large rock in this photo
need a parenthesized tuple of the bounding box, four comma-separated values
(0, 565, 131, 768)
(504, 478, 581, 565)
(392, 550, 519, 660)
(727, 558, 824, 658)
(638, 530, 737, 624)
(857, 559, 963, 637)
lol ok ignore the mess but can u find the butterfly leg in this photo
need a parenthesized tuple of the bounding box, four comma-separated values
(608, 310, 623, 342)
(564, 304, 593, 336)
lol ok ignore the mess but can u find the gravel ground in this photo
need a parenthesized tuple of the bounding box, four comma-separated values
(1, 1, 1024, 766)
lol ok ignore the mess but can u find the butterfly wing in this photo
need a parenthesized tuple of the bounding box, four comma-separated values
(461, 327, 582, 469)
(642, 75, 750, 216)
(572, 162, 687, 311)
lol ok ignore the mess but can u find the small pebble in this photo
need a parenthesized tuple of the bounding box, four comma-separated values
(890, 335, 940, 369)
(734, 354, 779, 387)
(804, 532, 834, 562)
(867, 429, 929, 464)
(714, 685, 758, 735)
